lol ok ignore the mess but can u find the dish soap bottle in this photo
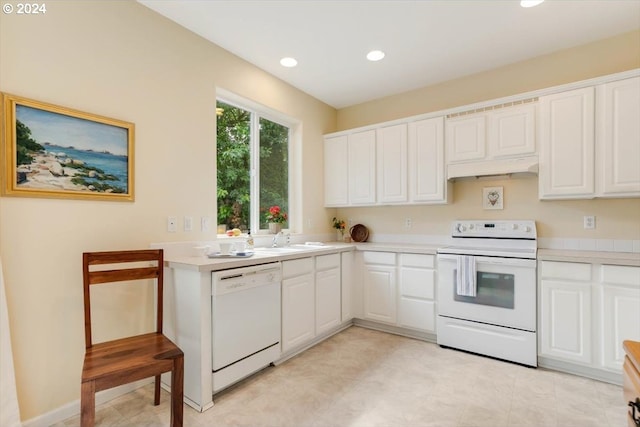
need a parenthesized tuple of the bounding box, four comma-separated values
(246, 229, 254, 252)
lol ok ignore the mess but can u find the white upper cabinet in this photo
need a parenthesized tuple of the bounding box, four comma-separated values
(539, 76, 640, 200)
(324, 116, 448, 207)
(347, 130, 376, 205)
(539, 87, 596, 199)
(596, 76, 640, 197)
(446, 114, 486, 162)
(376, 124, 408, 204)
(446, 103, 536, 165)
(408, 117, 448, 203)
(324, 135, 349, 206)
(488, 103, 536, 158)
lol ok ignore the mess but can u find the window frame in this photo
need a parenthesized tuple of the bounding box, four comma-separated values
(216, 88, 300, 235)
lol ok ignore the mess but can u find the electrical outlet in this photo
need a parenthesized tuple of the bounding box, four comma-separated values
(167, 216, 177, 232)
(201, 216, 211, 232)
(405, 218, 412, 229)
(583, 215, 595, 229)
(184, 216, 193, 232)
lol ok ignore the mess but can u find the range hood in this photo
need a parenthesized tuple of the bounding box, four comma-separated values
(447, 156, 539, 180)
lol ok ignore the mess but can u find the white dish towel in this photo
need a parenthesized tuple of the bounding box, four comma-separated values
(456, 255, 477, 297)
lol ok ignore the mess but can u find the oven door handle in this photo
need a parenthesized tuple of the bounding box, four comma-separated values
(437, 254, 536, 268)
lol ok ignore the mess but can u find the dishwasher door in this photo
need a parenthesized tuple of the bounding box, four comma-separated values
(211, 263, 281, 372)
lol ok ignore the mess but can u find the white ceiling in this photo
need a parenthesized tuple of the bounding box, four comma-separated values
(138, 1, 640, 109)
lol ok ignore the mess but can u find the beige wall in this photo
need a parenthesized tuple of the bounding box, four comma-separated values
(335, 30, 640, 241)
(0, 1, 335, 421)
(1, 2, 639, 422)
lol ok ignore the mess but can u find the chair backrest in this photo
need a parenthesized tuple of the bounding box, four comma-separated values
(82, 249, 164, 349)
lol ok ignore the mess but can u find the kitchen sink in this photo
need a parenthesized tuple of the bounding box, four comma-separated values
(254, 244, 334, 254)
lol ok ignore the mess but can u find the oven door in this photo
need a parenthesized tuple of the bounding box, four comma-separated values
(437, 254, 536, 331)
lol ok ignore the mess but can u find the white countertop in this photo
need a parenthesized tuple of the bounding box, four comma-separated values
(162, 240, 640, 271)
(537, 249, 640, 267)
(165, 243, 357, 272)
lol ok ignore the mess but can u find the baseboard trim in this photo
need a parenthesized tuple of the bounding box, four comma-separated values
(353, 318, 437, 343)
(537, 356, 622, 385)
(22, 379, 153, 427)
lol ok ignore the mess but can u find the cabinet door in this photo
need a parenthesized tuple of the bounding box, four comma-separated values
(539, 87, 595, 199)
(363, 264, 397, 324)
(446, 114, 486, 162)
(348, 130, 376, 205)
(599, 264, 640, 371)
(408, 117, 446, 203)
(324, 135, 349, 206)
(316, 268, 341, 335)
(597, 77, 640, 197)
(398, 261, 436, 333)
(376, 124, 408, 204)
(488, 103, 536, 158)
(281, 273, 315, 352)
(539, 279, 592, 364)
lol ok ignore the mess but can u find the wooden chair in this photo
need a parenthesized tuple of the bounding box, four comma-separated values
(81, 249, 183, 427)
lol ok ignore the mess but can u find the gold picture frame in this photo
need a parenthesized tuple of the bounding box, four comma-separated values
(1, 93, 134, 201)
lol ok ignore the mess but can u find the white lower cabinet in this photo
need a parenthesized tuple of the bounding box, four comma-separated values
(315, 254, 341, 335)
(539, 260, 640, 378)
(599, 265, 640, 370)
(361, 251, 436, 333)
(281, 258, 315, 353)
(540, 277, 593, 364)
(281, 252, 349, 354)
(398, 254, 436, 332)
(363, 252, 397, 324)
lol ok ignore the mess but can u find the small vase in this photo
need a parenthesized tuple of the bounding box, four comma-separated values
(336, 229, 344, 242)
(269, 223, 282, 234)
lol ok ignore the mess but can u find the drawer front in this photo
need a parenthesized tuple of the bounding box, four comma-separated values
(316, 253, 340, 271)
(282, 257, 313, 278)
(540, 261, 591, 281)
(602, 265, 640, 287)
(400, 253, 435, 269)
(363, 251, 396, 265)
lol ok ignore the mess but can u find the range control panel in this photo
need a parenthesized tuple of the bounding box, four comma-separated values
(451, 220, 537, 239)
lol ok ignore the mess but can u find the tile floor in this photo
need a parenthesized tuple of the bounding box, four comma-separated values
(56, 326, 627, 427)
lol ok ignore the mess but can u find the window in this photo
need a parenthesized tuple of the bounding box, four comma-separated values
(216, 94, 293, 234)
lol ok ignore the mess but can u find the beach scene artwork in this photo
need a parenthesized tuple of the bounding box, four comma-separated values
(4, 95, 134, 200)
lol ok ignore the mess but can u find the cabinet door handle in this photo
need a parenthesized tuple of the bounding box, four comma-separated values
(629, 397, 640, 426)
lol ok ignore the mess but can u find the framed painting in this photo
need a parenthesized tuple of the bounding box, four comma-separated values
(1, 93, 134, 201)
(483, 186, 503, 210)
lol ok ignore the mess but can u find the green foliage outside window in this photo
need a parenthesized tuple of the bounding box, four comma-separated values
(216, 101, 289, 231)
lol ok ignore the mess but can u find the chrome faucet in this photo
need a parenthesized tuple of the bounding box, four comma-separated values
(272, 231, 283, 247)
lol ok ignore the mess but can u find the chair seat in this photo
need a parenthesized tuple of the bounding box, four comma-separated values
(82, 332, 183, 392)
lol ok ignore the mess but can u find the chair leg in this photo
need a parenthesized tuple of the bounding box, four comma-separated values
(154, 375, 161, 405)
(80, 381, 95, 427)
(170, 355, 184, 427)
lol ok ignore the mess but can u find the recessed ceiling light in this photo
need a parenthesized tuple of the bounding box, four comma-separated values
(366, 50, 385, 62)
(520, 0, 544, 7)
(280, 57, 298, 67)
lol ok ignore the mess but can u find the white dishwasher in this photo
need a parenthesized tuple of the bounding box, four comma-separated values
(211, 262, 281, 393)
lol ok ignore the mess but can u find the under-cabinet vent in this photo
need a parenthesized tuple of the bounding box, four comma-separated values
(446, 97, 538, 119)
